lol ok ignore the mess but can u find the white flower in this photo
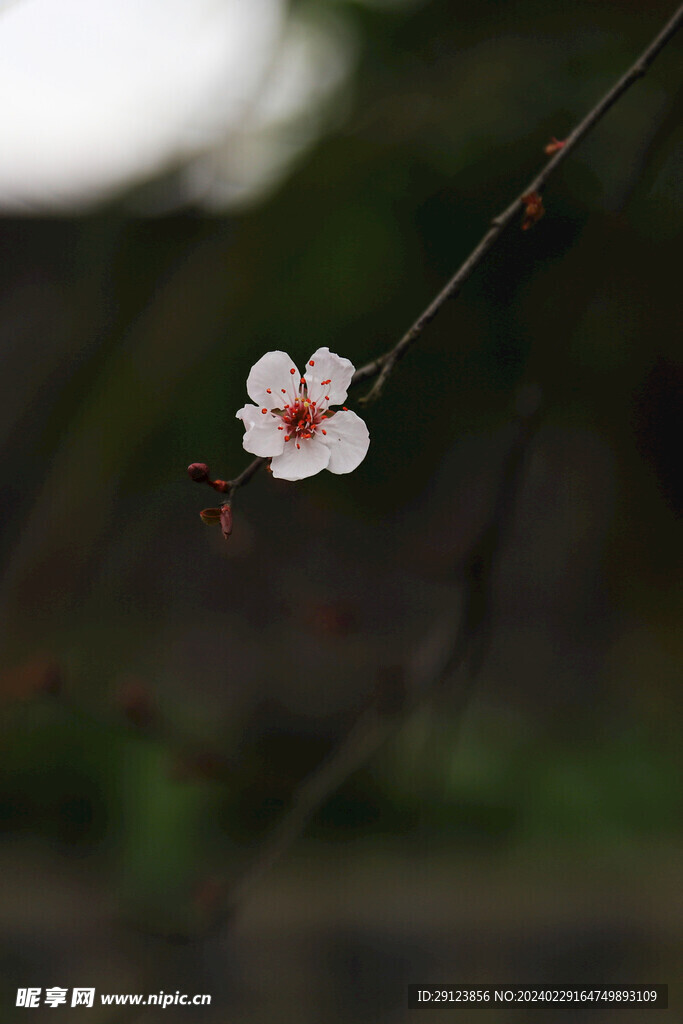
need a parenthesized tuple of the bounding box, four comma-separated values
(236, 347, 370, 481)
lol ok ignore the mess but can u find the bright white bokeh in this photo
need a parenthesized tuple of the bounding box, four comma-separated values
(0, 0, 355, 211)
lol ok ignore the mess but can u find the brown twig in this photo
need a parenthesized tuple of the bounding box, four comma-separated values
(228, 455, 268, 493)
(194, 3, 681, 503)
(358, 2, 683, 403)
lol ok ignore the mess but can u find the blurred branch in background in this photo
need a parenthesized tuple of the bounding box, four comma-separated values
(189, 393, 543, 941)
(191, 1, 683, 512)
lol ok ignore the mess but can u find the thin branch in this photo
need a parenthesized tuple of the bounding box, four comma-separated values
(229, 455, 267, 492)
(359, 2, 683, 403)
(195, 2, 681, 504)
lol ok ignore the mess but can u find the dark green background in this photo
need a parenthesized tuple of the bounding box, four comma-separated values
(1, 0, 681, 1020)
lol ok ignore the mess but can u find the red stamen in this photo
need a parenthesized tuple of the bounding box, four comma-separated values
(309, 360, 315, 366)
(284, 435, 290, 442)
(261, 408, 267, 414)
(266, 388, 271, 394)
(281, 388, 286, 393)
(322, 429, 327, 435)
(296, 443, 300, 449)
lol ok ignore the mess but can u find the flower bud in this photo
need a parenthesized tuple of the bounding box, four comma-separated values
(188, 462, 210, 482)
(521, 191, 545, 231)
(219, 503, 233, 540)
(544, 136, 566, 155)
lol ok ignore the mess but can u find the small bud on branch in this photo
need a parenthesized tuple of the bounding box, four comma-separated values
(199, 504, 233, 540)
(544, 136, 566, 155)
(219, 504, 233, 540)
(521, 191, 545, 230)
(188, 463, 231, 494)
(188, 462, 210, 482)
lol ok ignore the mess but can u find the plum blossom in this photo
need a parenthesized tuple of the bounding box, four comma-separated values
(236, 347, 370, 481)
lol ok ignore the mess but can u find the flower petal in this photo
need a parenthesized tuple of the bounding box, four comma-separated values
(304, 347, 355, 405)
(321, 410, 370, 475)
(270, 435, 331, 481)
(236, 404, 285, 458)
(246, 350, 300, 407)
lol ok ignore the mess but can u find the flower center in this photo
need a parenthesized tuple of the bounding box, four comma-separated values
(273, 376, 333, 443)
(282, 397, 323, 441)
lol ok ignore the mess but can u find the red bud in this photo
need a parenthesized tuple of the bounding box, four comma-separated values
(544, 136, 566, 155)
(220, 504, 233, 540)
(521, 191, 545, 231)
(188, 462, 210, 482)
